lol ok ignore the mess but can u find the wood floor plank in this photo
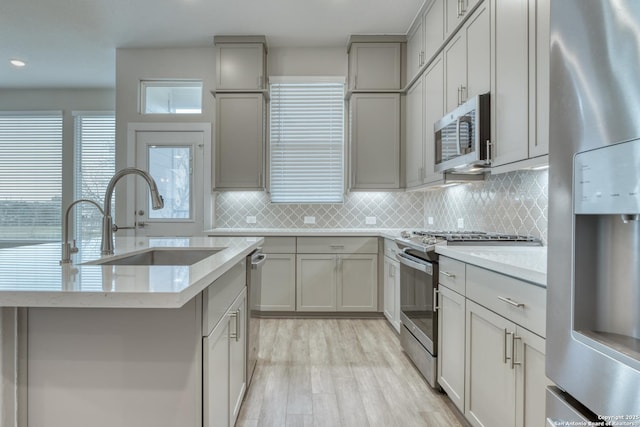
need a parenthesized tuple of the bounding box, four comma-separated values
(334, 376, 370, 427)
(240, 318, 467, 427)
(311, 393, 341, 427)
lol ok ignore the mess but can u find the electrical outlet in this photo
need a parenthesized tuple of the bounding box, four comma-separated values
(427, 217, 434, 225)
(246, 216, 257, 224)
(365, 216, 377, 225)
(457, 218, 464, 229)
(304, 216, 316, 224)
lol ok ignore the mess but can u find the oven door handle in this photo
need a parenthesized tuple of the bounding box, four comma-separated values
(395, 252, 433, 275)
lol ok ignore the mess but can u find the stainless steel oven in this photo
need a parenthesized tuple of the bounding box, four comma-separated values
(396, 247, 438, 388)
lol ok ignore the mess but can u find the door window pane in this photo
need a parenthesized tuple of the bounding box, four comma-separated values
(148, 145, 192, 219)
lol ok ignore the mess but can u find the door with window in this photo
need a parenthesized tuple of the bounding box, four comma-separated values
(133, 129, 205, 237)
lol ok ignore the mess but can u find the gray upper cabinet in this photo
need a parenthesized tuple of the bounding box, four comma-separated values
(350, 93, 401, 190)
(348, 42, 402, 90)
(214, 36, 267, 91)
(214, 93, 265, 190)
(424, 0, 445, 63)
(445, 0, 482, 38)
(406, 19, 425, 84)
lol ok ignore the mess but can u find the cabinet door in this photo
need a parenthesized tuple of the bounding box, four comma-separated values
(465, 300, 516, 427)
(406, 77, 425, 188)
(515, 326, 551, 427)
(350, 94, 401, 189)
(337, 254, 378, 312)
(445, 0, 465, 37)
(529, 0, 550, 158)
(424, 0, 445, 63)
(465, 2, 491, 100)
(260, 254, 296, 311)
(437, 285, 466, 412)
(424, 54, 445, 183)
(444, 31, 466, 112)
(491, 0, 530, 167)
(229, 292, 247, 427)
(215, 93, 264, 190)
(349, 43, 401, 90)
(407, 19, 425, 82)
(384, 257, 401, 333)
(296, 255, 337, 311)
(203, 315, 230, 427)
(216, 44, 265, 90)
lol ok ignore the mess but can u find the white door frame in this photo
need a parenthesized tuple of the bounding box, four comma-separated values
(125, 122, 212, 236)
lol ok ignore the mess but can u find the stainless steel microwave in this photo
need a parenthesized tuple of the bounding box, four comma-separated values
(434, 93, 491, 173)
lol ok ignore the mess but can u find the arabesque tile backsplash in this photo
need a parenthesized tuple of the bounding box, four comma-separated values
(214, 170, 548, 243)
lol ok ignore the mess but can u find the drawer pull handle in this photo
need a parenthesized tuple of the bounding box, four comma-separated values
(441, 271, 455, 278)
(330, 245, 345, 249)
(498, 296, 525, 308)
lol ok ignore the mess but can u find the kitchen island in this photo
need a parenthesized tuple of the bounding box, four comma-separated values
(0, 236, 263, 427)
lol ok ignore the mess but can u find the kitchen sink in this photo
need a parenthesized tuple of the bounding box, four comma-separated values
(86, 248, 223, 266)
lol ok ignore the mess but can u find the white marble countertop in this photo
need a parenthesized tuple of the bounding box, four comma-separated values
(435, 245, 547, 287)
(0, 236, 263, 308)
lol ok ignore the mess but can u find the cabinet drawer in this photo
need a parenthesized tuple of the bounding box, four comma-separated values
(466, 265, 546, 337)
(383, 238, 400, 259)
(438, 256, 466, 295)
(261, 237, 296, 254)
(202, 259, 246, 336)
(296, 237, 378, 254)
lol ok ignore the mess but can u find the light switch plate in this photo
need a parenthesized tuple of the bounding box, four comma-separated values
(427, 217, 434, 225)
(304, 216, 316, 224)
(246, 216, 257, 224)
(365, 216, 377, 225)
(457, 218, 464, 229)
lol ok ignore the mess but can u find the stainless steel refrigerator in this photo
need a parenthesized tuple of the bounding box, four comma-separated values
(547, 0, 640, 424)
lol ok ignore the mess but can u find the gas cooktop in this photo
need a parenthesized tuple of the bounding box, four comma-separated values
(396, 230, 542, 253)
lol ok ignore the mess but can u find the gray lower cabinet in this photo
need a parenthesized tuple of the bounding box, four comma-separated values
(260, 253, 296, 311)
(350, 93, 401, 190)
(214, 93, 265, 190)
(27, 258, 249, 427)
(204, 287, 247, 427)
(436, 256, 549, 426)
(295, 237, 378, 312)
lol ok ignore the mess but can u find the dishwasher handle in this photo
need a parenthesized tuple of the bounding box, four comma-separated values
(251, 253, 267, 269)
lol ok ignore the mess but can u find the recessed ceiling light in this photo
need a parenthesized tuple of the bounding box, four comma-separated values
(10, 59, 26, 67)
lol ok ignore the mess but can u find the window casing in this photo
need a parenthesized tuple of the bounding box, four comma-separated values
(269, 78, 345, 204)
(0, 111, 63, 244)
(73, 112, 115, 241)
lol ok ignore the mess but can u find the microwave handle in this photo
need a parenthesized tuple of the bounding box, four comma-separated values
(455, 117, 462, 155)
(458, 116, 473, 154)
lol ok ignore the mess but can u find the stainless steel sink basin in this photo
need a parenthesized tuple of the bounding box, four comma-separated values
(87, 248, 223, 266)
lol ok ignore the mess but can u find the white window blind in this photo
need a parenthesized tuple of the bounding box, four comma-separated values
(269, 79, 345, 203)
(73, 112, 115, 241)
(0, 112, 62, 243)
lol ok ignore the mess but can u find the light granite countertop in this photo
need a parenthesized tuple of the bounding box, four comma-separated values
(206, 228, 547, 286)
(436, 245, 547, 287)
(0, 236, 263, 308)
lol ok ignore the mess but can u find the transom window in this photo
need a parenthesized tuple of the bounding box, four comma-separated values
(140, 80, 203, 114)
(269, 77, 345, 204)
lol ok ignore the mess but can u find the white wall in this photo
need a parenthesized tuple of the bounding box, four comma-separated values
(0, 88, 115, 219)
(267, 47, 347, 76)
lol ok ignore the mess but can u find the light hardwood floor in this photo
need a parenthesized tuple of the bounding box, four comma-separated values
(237, 318, 468, 427)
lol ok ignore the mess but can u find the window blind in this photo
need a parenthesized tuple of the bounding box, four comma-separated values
(73, 112, 115, 241)
(269, 80, 345, 203)
(0, 112, 63, 243)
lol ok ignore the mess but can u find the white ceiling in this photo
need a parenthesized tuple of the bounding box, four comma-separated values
(0, 0, 424, 89)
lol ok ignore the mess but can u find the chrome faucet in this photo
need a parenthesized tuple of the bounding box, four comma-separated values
(60, 199, 105, 264)
(101, 168, 164, 255)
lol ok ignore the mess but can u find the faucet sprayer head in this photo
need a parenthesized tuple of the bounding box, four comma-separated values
(151, 190, 164, 210)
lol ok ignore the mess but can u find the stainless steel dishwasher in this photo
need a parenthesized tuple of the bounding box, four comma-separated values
(246, 249, 266, 386)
